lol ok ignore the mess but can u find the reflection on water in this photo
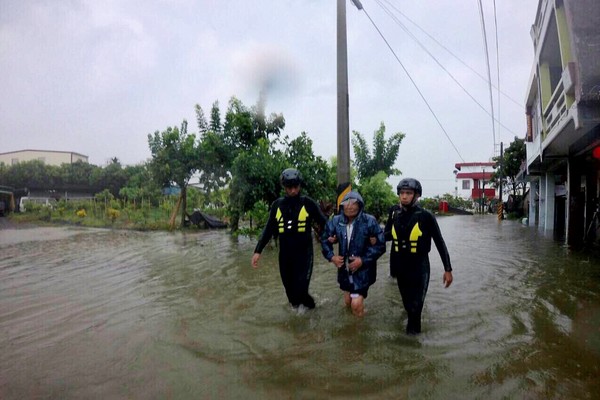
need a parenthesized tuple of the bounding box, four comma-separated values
(1, 216, 599, 399)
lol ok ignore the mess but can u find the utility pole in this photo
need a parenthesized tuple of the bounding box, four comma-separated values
(481, 169, 486, 214)
(498, 142, 504, 220)
(336, 0, 362, 208)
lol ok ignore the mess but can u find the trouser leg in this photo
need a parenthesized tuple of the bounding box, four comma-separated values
(397, 270, 430, 334)
(279, 254, 314, 308)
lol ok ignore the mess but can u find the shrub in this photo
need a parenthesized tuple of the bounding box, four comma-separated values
(107, 208, 120, 223)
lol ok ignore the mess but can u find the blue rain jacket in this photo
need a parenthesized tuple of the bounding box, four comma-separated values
(321, 191, 386, 292)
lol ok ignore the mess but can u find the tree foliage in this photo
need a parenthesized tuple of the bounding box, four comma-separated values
(285, 132, 336, 203)
(355, 171, 397, 222)
(0, 158, 158, 202)
(195, 104, 232, 194)
(228, 138, 286, 231)
(222, 96, 284, 152)
(352, 122, 405, 182)
(3, 96, 408, 234)
(147, 120, 201, 227)
(90, 158, 128, 197)
(491, 137, 526, 197)
(194, 97, 334, 231)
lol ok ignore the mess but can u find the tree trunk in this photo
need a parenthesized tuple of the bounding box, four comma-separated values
(180, 186, 188, 228)
(229, 210, 240, 233)
(169, 193, 183, 230)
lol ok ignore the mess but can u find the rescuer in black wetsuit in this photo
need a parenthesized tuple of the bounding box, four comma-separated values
(384, 178, 453, 334)
(251, 168, 328, 309)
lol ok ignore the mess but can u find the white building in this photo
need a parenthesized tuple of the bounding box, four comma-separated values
(0, 149, 88, 166)
(523, 0, 600, 246)
(454, 162, 497, 201)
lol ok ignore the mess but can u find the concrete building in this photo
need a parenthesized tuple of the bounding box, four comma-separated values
(454, 162, 497, 202)
(0, 150, 90, 212)
(523, 0, 600, 246)
(0, 150, 88, 166)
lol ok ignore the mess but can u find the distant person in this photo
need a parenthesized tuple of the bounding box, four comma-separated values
(321, 191, 385, 317)
(251, 168, 328, 310)
(384, 178, 453, 334)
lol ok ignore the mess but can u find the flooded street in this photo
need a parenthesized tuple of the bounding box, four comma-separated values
(1, 216, 599, 399)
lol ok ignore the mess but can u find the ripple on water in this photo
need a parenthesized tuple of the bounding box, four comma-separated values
(1, 222, 599, 398)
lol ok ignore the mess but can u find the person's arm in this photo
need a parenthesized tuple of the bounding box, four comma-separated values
(360, 217, 386, 266)
(321, 219, 344, 268)
(383, 206, 397, 241)
(320, 219, 336, 262)
(426, 212, 453, 287)
(251, 200, 279, 268)
(308, 197, 329, 235)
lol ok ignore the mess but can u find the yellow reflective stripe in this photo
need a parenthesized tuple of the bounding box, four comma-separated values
(297, 205, 309, 232)
(391, 225, 399, 252)
(276, 207, 284, 233)
(409, 223, 422, 253)
(336, 184, 352, 210)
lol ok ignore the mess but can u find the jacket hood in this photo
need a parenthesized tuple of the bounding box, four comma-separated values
(341, 191, 364, 211)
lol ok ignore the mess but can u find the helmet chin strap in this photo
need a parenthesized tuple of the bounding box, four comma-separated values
(411, 195, 419, 207)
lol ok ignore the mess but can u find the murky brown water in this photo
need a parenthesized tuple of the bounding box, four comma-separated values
(1, 216, 599, 399)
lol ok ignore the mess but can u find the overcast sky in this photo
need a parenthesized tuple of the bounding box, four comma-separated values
(0, 0, 539, 197)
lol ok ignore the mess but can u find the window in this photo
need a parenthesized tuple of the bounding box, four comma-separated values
(462, 180, 470, 190)
(11, 158, 18, 165)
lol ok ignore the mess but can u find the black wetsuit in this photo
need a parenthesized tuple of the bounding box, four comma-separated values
(254, 194, 327, 308)
(384, 204, 452, 334)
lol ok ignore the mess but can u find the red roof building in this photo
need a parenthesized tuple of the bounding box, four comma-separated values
(454, 162, 497, 201)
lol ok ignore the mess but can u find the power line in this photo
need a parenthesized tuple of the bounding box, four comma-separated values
(478, 0, 497, 155)
(373, 0, 520, 138)
(356, 4, 465, 163)
(493, 0, 501, 157)
(378, 0, 523, 109)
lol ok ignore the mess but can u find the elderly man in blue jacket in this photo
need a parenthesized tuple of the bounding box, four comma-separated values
(321, 191, 386, 317)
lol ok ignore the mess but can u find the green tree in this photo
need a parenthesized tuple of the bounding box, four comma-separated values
(117, 163, 162, 208)
(352, 122, 405, 182)
(147, 120, 201, 228)
(90, 158, 128, 197)
(228, 138, 286, 231)
(355, 171, 397, 222)
(2, 160, 60, 190)
(223, 96, 285, 152)
(195, 96, 288, 230)
(209, 100, 222, 133)
(58, 161, 98, 190)
(285, 132, 336, 203)
(196, 104, 232, 196)
(195, 103, 208, 134)
(491, 137, 526, 197)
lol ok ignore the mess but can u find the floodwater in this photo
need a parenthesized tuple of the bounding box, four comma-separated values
(1, 216, 599, 399)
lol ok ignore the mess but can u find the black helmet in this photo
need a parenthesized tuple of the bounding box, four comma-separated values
(280, 168, 303, 187)
(397, 178, 422, 196)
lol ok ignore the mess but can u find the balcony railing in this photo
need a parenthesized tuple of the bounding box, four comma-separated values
(543, 75, 568, 135)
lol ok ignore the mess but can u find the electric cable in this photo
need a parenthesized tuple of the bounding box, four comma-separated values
(374, 0, 520, 138)
(478, 0, 497, 155)
(378, 0, 523, 109)
(356, 4, 466, 162)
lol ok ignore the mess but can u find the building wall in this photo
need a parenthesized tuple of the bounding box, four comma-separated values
(524, 0, 600, 247)
(0, 150, 88, 166)
(454, 162, 497, 200)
